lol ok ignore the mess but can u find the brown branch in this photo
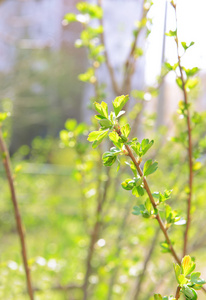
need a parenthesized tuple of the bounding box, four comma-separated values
(122, 2, 148, 95)
(115, 128, 181, 265)
(174, 4, 193, 258)
(82, 168, 111, 300)
(0, 127, 34, 300)
(97, 0, 121, 96)
(125, 143, 181, 264)
(175, 285, 181, 300)
(107, 200, 132, 300)
(133, 228, 160, 300)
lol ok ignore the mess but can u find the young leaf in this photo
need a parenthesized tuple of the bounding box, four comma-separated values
(185, 78, 199, 91)
(165, 30, 177, 37)
(132, 204, 145, 216)
(78, 67, 95, 82)
(112, 95, 129, 116)
(132, 186, 144, 198)
(88, 130, 109, 148)
(0, 112, 9, 122)
(141, 139, 154, 155)
(176, 77, 183, 89)
(181, 41, 195, 50)
(154, 294, 163, 300)
(181, 256, 196, 276)
(94, 101, 108, 118)
(182, 286, 197, 300)
(121, 123, 131, 138)
(109, 132, 123, 149)
(143, 160, 158, 176)
(174, 263, 181, 283)
(121, 179, 135, 190)
(191, 272, 206, 285)
(64, 13, 77, 23)
(102, 152, 116, 166)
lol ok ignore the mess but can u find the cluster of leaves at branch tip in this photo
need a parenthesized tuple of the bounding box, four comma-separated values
(63, 1, 105, 85)
(87, 95, 188, 255)
(165, 4, 199, 93)
(154, 255, 206, 300)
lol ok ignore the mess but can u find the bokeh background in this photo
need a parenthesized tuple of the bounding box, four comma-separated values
(0, 0, 206, 299)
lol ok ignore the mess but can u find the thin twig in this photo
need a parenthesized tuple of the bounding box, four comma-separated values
(174, 4, 193, 258)
(125, 143, 181, 264)
(82, 168, 111, 300)
(116, 128, 181, 265)
(0, 127, 34, 300)
(98, 0, 121, 96)
(122, 3, 147, 95)
(107, 200, 132, 300)
(133, 228, 160, 300)
(175, 285, 181, 300)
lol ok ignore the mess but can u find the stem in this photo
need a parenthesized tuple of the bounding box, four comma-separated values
(107, 200, 132, 300)
(175, 285, 181, 300)
(82, 169, 111, 300)
(124, 143, 181, 264)
(97, 0, 121, 96)
(174, 5, 193, 257)
(0, 127, 34, 300)
(133, 228, 160, 300)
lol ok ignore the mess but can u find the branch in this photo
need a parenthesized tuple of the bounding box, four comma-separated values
(175, 285, 181, 300)
(0, 127, 34, 300)
(125, 143, 181, 264)
(174, 4, 193, 257)
(97, 0, 121, 96)
(116, 128, 181, 265)
(82, 167, 111, 300)
(133, 228, 160, 300)
(122, 2, 148, 95)
(107, 200, 132, 300)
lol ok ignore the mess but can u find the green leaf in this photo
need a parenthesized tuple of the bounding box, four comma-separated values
(88, 130, 109, 148)
(121, 179, 135, 190)
(102, 153, 116, 166)
(184, 67, 199, 77)
(154, 294, 163, 300)
(182, 286, 197, 300)
(164, 62, 173, 71)
(76, 2, 103, 19)
(132, 186, 144, 198)
(64, 13, 77, 24)
(78, 68, 95, 82)
(185, 78, 199, 91)
(99, 118, 112, 128)
(176, 77, 183, 89)
(181, 41, 195, 51)
(94, 101, 108, 118)
(121, 123, 131, 138)
(143, 160, 158, 176)
(174, 263, 181, 283)
(132, 204, 145, 216)
(131, 141, 141, 156)
(165, 30, 177, 37)
(109, 132, 123, 149)
(181, 256, 196, 276)
(160, 241, 171, 253)
(191, 272, 206, 285)
(112, 95, 129, 116)
(141, 139, 154, 155)
(0, 112, 9, 122)
(178, 274, 188, 286)
(145, 198, 152, 214)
